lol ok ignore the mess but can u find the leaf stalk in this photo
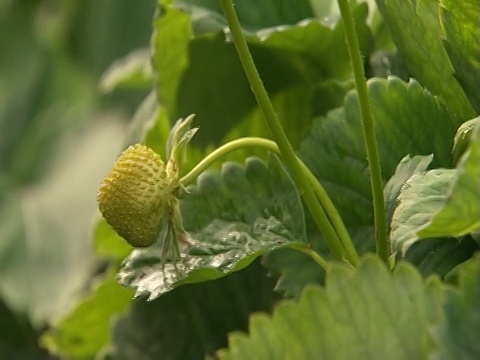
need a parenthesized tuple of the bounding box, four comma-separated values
(336, 0, 389, 262)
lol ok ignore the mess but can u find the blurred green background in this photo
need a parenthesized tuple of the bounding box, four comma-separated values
(0, 0, 156, 357)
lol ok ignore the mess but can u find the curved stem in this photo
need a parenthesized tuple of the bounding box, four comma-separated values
(337, 0, 389, 263)
(180, 137, 360, 267)
(180, 138, 270, 186)
(220, 0, 347, 263)
(293, 245, 331, 273)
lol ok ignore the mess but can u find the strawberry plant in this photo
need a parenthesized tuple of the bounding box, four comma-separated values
(41, 0, 479, 359)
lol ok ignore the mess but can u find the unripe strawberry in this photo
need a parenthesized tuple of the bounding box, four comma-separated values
(97, 144, 178, 247)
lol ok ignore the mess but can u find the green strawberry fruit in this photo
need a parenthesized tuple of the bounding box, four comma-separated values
(97, 144, 178, 247)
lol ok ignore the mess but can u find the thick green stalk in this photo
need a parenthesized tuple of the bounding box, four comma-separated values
(221, 0, 348, 262)
(180, 137, 360, 267)
(337, 0, 389, 263)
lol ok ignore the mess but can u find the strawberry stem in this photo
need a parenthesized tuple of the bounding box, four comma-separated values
(336, 0, 389, 263)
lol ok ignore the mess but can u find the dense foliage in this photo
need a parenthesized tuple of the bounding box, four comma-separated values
(1, 0, 478, 359)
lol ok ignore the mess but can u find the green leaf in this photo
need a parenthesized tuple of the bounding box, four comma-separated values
(152, 6, 192, 119)
(153, 2, 373, 148)
(390, 169, 456, 255)
(263, 226, 376, 298)
(440, 0, 480, 113)
(248, 2, 373, 82)
(389, 153, 479, 275)
(376, 0, 474, 121)
(384, 154, 434, 231)
(119, 91, 172, 161)
(94, 219, 133, 263)
(172, 33, 257, 146)
(391, 122, 480, 256)
(67, 0, 156, 78)
(167, 32, 314, 146)
(123, 91, 163, 150)
(174, 0, 315, 34)
(403, 237, 478, 278)
(308, 0, 341, 24)
(99, 49, 153, 93)
(262, 247, 325, 298)
(144, 107, 172, 159)
(386, 156, 476, 280)
(107, 260, 280, 360)
(177, 0, 372, 81)
(117, 156, 306, 300)
(419, 121, 480, 238)
(182, 157, 305, 237)
(41, 270, 134, 359)
(299, 77, 455, 228)
(432, 255, 480, 359)
(218, 256, 443, 360)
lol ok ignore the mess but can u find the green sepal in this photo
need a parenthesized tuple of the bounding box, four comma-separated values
(166, 114, 199, 171)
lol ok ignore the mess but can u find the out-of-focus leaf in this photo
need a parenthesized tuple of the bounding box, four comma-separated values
(69, 0, 156, 77)
(152, 6, 192, 120)
(41, 270, 134, 360)
(0, 298, 49, 359)
(107, 260, 281, 360)
(440, 0, 480, 113)
(403, 237, 478, 278)
(99, 49, 153, 93)
(262, 248, 325, 298)
(368, 49, 411, 80)
(144, 107, 172, 160)
(94, 219, 133, 263)
(0, 2, 47, 182)
(308, 0, 341, 24)
(419, 122, 480, 238)
(170, 32, 321, 147)
(0, 0, 156, 333)
(122, 91, 162, 149)
(299, 77, 455, 229)
(0, 117, 125, 325)
(452, 117, 479, 165)
(218, 256, 443, 360)
(117, 156, 305, 300)
(249, 2, 373, 81)
(376, 0, 474, 121)
(153, 2, 373, 148)
(174, 0, 315, 34)
(0, 194, 29, 319)
(263, 225, 375, 298)
(432, 255, 480, 359)
(172, 33, 257, 145)
(0, 49, 94, 186)
(177, 0, 372, 81)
